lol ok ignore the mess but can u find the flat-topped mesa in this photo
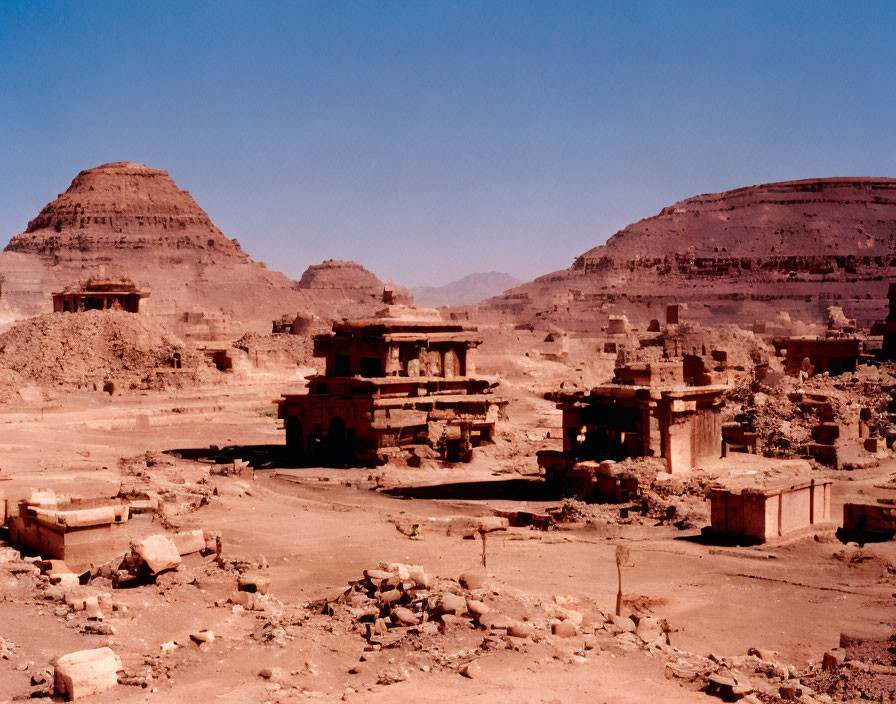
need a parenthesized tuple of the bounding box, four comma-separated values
(297, 259, 383, 291)
(5, 162, 244, 256)
(575, 177, 896, 267)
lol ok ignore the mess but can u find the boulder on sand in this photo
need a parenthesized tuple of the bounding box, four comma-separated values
(133, 535, 182, 575)
(54, 647, 121, 700)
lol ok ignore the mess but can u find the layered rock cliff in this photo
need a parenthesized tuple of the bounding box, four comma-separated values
(0, 163, 386, 334)
(7, 162, 244, 257)
(480, 178, 896, 330)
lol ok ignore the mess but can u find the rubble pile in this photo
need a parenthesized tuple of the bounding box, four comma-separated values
(664, 646, 839, 704)
(118, 452, 216, 524)
(309, 563, 855, 702)
(544, 458, 708, 530)
(232, 331, 320, 372)
(0, 310, 220, 395)
(801, 633, 896, 702)
(316, 563, 607, 648)
(724, 366, 894, 460)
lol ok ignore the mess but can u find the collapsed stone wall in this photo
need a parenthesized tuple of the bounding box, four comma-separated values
(0, 310, 219, 397)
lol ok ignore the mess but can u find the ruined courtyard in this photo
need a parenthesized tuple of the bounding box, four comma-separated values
(0, 164, 894, 704)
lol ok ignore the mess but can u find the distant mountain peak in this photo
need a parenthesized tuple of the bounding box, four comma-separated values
(411, 272, 522, 307)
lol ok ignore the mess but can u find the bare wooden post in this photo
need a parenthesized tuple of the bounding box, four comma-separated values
(480, 528, 487, 569)
(615, 545, 631, 616)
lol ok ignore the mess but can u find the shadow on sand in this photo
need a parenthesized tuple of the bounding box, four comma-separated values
(384, 478, 563, 502)
(165, 444, 292, 470)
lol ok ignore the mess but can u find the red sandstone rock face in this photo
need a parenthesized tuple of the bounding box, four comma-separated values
(0, 163, 387, 333)
(6, 162, 244, 257)
(479, 178, 896, 330)
(576, 177, 896, 265)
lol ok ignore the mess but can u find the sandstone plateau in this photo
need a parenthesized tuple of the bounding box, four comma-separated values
(0, 162, 386, 335)
(480, 177, 896, 331)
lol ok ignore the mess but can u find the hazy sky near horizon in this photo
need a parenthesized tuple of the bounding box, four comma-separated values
(2, 2, 896, 287)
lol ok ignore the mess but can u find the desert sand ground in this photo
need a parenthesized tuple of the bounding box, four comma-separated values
(0, 375, 893, 703)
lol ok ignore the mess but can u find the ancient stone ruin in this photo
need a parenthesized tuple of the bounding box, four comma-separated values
(0, 163, 895, 703)
(277, 304, 506, 465)
(52, 277, 149, 314)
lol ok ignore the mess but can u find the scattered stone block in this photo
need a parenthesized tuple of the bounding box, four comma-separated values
(552, 621, 578, 637)
(439, 614, 472, 631)
(439, 592, 466, 614)
(237, 571, 271, 595)
(461, 660, 482, 678)
(391, 607, 420, 626)
(189, 630, 214, 645)
(507, 622, 533, 639)
(478, 613, 511, 631)
(466, 599, 490, 617)
(53, 647, 121, 700)
(171, 530, 205, 556)
(259, 666, 285, 680)
(364, 569, 392, 582)
(822, 648, 846, 671)
(779, 683, 800, 700)
(0, 546, 20, 563)
(611, 615, 636, 632)
(459, 571, 486, 590)
(408, 569, 431, 588)
(133, 535, 181, 575)
(635, 616, 661, 642)
(37, 559, 71, 575)
(84, 600, 103, 621)
(51, 574, 80, 589)
(378, 589, 401, 605)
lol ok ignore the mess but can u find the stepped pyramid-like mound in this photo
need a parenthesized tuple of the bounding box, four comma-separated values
(298, 259, 384, 292)
(480, 178, 896, 330)
(7, 162, 243, 256)
(0, 163, 386, 334)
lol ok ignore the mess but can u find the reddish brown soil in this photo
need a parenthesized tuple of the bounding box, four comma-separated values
(0, 374, 893, 702)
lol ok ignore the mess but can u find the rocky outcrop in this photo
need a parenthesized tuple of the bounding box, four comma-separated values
(298, 260, 383, 292)
(479, 178, 896, 330)
(0, 163, 389, 333)
(576, 177, 896, 265)
(7, 162, 243, 256)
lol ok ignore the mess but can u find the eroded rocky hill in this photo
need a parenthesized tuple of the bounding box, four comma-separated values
(480, 178, 896, 331)
(0, 163, 386, 335)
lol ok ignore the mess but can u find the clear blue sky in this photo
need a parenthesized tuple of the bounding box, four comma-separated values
(1, 2, 895, 287)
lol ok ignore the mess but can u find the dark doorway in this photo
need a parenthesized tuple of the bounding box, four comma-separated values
(326, 416, 348, 464)
(360, 356, 383, 377)
(333, 354, 351, 376)
(285, 417, 304, 456)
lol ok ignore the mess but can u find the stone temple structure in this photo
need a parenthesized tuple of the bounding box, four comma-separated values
(52, 277, 149, 313)
(277, 305, 505, 465)
(538, 355, 727, 498)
